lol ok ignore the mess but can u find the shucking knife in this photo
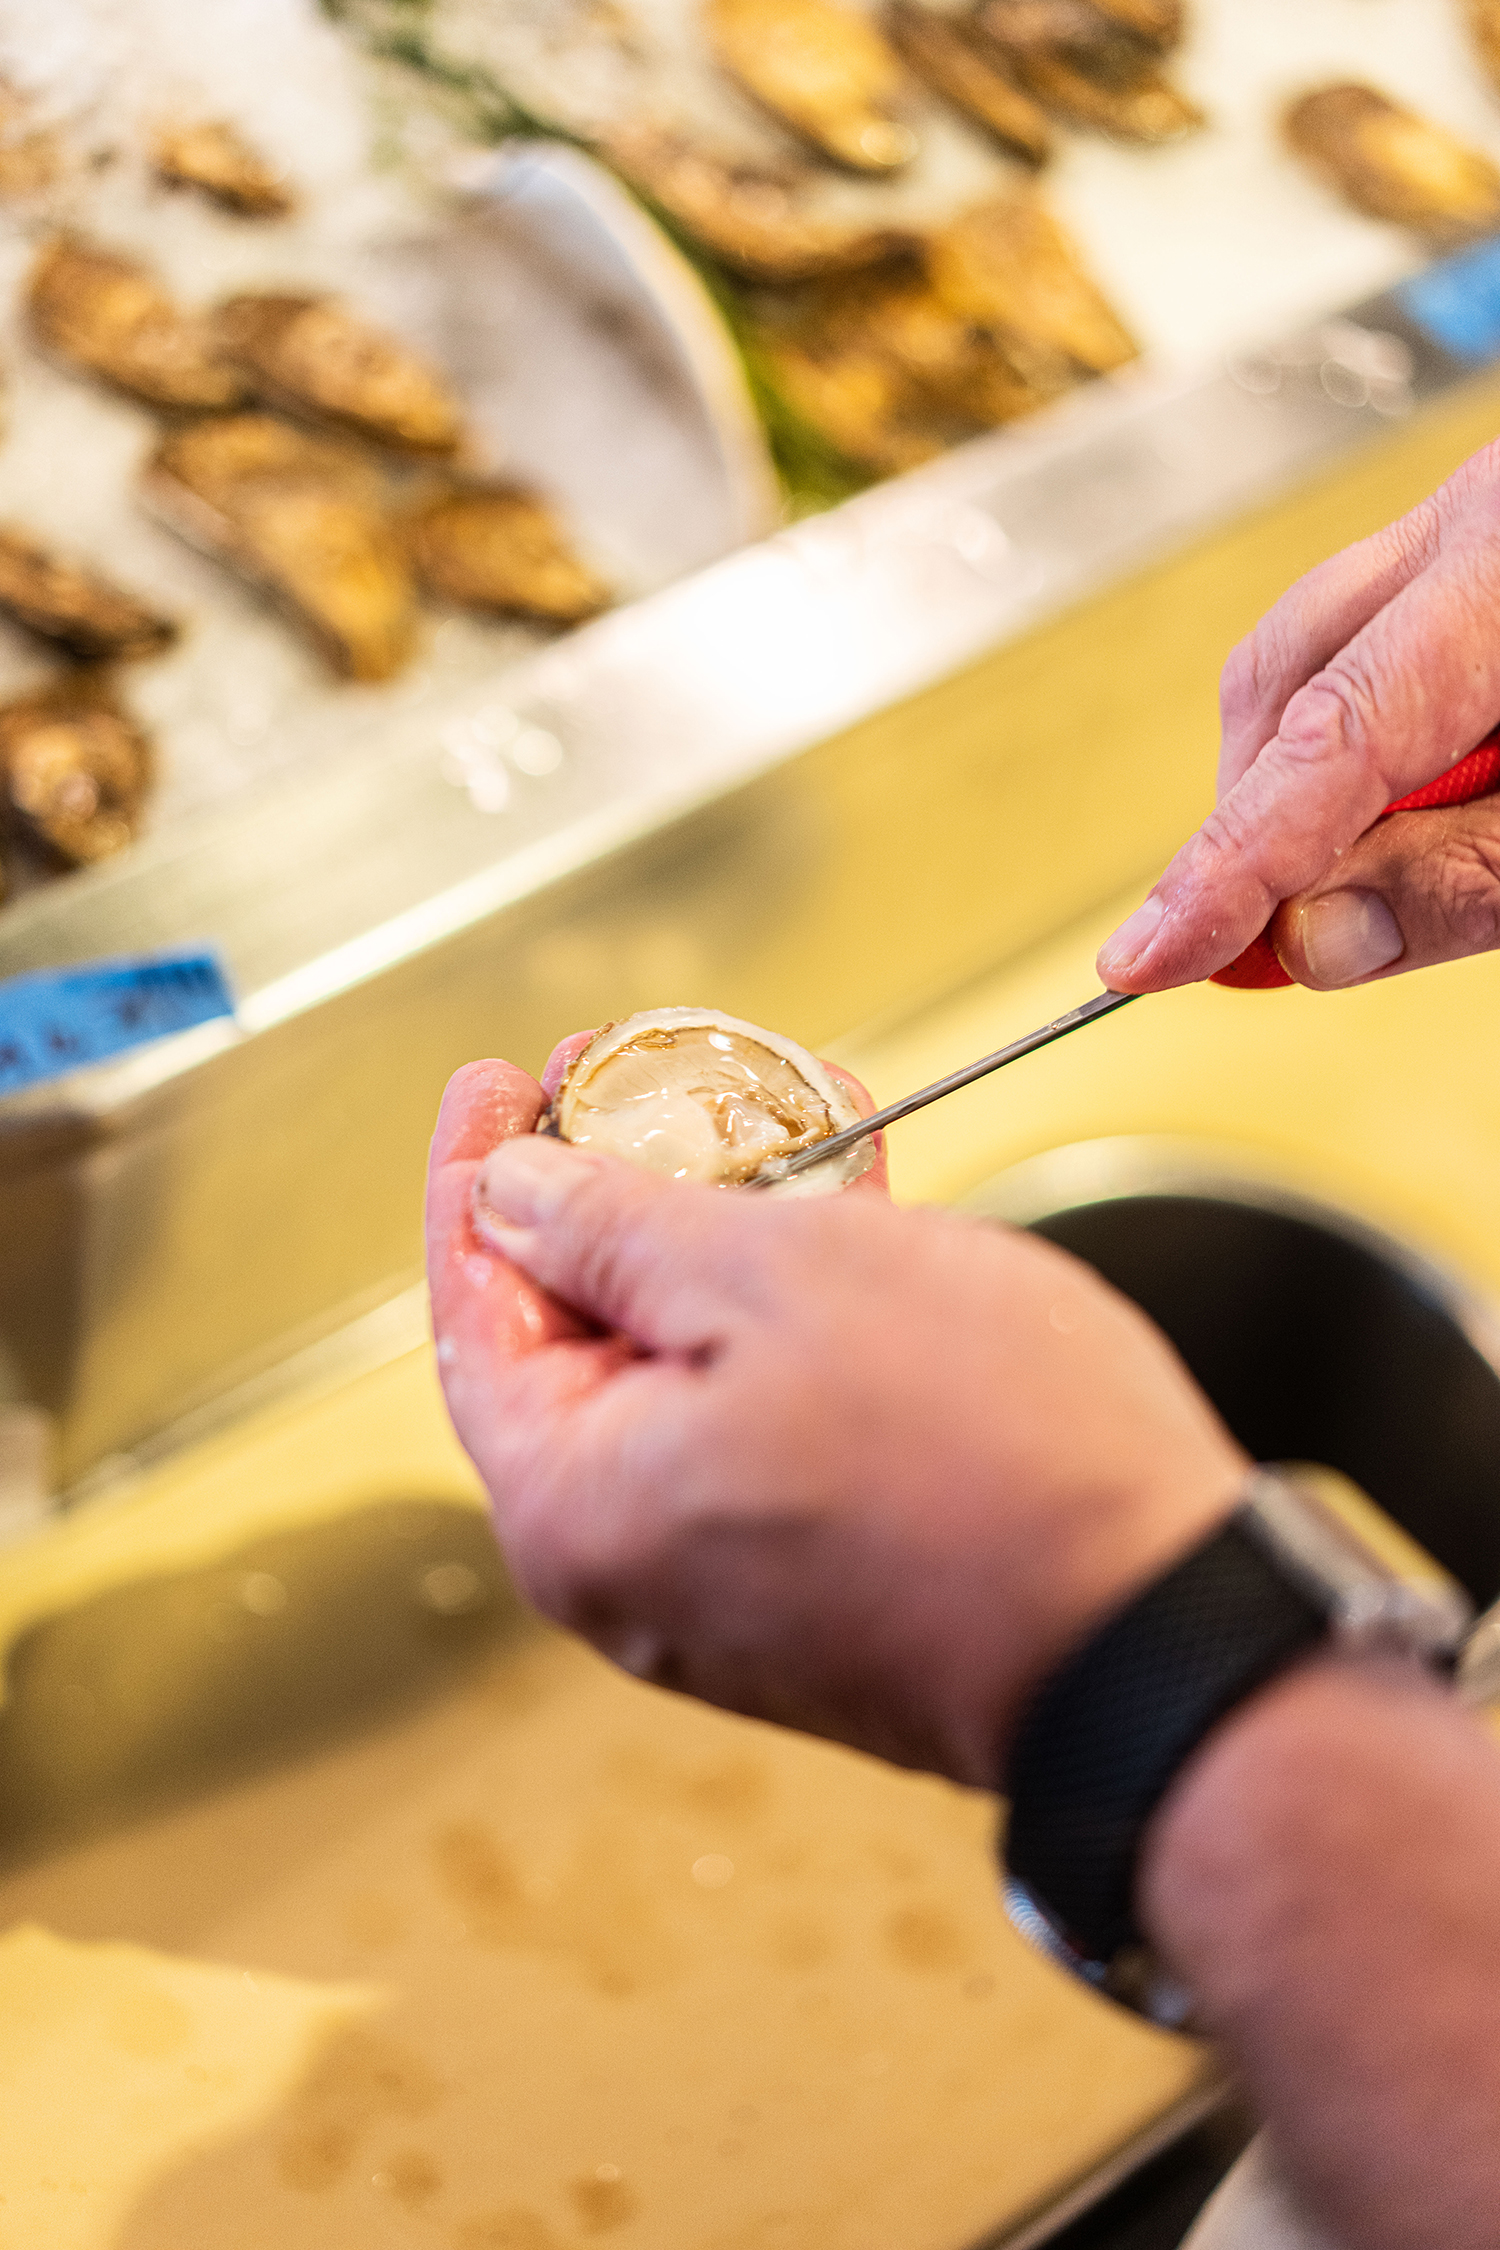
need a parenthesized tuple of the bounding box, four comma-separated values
(754, 727, 1500, 1190)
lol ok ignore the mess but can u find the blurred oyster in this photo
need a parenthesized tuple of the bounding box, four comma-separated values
(929, 195, 1137, 376)
(153, 120, 295, 217)
(0, 527, 178, 661)
(886, 3, 1051, 162)
(979, 2, 1201, 141)
(541, 1007, 875, 1192)
(706, 0, 919, 172)
(1469, 2, 1500, 95)
(0, 81, 63, 199)
(0, 676, 152, 866)
(28, 237, 247, 412)
(216, 293, 465, 455)
(603, 123, 919, 278)
(598, 122, 917, 277)
(406, 487, 609, 624)
(747, 262, 1055, 471)
(1284, 83, 1500, 248)
(143, 415, 418, 682)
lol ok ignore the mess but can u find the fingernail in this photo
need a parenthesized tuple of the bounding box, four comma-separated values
(475, 1134, 584, 1227)
(1097, 895, 1164, 978)
(1300, 890, 1404, 988)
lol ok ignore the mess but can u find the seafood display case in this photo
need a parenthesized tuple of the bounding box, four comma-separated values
(4, 0, 1500, 2242)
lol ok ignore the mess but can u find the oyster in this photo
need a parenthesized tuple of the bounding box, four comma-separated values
(928, 195, 1137, 376)
(1284, 84, 1500, 249)
(886, 3, 1051, 162)
(143, 415, 418, 682)
(0, 81, 63, 199)
(406, 487, 609, 624)
(541, 1007, 875, 1192)
(602, 123, 919, 278)
(0, 527, 177, 661)
(706, 0, 920, 173)
(153, 120, 295, 217)
(0, 676, 152, 867)
(27, 237, 247, 413)
(1469, 2, 1500, 95)
(978, 4, 1202, 141)
(748, 263, 1055, 471)
(215, 294, 465, 456)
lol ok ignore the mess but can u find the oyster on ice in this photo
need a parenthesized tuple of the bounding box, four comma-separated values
(978, 2, 1201, 142)
(0, 675, 152, 867)
(541, 1008, 876, 1192)
(706, 0, 920, 173)
(1284, 84, 1500, 249)
(143, 414, 418, 682)
(216, 293, 465, 456)
(28, 237, 247, 413)
(929, 195, 1137, 378)
(886, 3, 1051, 163)
(1468, 2, 1500, 95)
(153, 120, 295, 217)
(406, 486, 610, 623)
(0, 526, 178, 661)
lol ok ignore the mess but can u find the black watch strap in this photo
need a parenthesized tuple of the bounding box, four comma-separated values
(1003, 1506, 1329, 1998)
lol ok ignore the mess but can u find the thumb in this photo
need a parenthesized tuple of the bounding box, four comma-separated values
(471, 1134, 758, 1345)
(1271, 798, 1500, 989)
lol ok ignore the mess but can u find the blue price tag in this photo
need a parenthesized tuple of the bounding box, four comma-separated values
(0, 949, 236, 1098)
(1396, 237, 1500, 363)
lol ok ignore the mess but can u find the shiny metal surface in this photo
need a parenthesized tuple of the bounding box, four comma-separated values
(758, 988, 1135, 1184)
(3, 289, 1500, 1479)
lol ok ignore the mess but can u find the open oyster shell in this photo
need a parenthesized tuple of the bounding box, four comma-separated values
(540, 1008, 876, 1193)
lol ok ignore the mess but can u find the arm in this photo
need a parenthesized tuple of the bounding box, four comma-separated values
(1097, 437, 1500, 991)
(427, 1086, 1500, 2248)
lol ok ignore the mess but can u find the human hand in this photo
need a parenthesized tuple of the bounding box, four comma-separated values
(1097, 438, 1500, 993)
(427, 1054, 1243, 1786)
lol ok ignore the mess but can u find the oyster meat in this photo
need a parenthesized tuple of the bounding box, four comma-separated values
(928, 194, 1137, 377)
(143, 415, 418, 682)
(1284, 84, 1500, 249)
(886, 3, 1051, 163)
(27, 237, 247, 413)
(542, 1008, 876, 1192)
(0, 675, 152, 867)
(706, 0, 920, 173)
(406, 487, 609, 624)
(216, 293, 465, 456)
(152, 119, 295, 217)
(0, 527, 178, 662)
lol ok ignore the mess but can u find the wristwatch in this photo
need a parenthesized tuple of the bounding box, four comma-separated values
(1000, 1463, 1474, 2027)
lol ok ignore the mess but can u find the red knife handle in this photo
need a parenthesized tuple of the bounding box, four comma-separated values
(1211, 729, 1500, 990)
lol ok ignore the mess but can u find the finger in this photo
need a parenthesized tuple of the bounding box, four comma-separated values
(1217, 506, 1438, 796)
(471, 1134, 764, 1349)
(1098, 543, 1500, 991)
(1270, 795, 1500, 989)
(540, 1027, 598, 1100)
(825, 1060, 889, 1195)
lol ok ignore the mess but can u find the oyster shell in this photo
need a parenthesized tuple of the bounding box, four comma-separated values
(153, 120, 295, 217)
(886, 3, 1051, 163)
(143, 414, 418, 682)
(1468, 2, 1500, 96)
(406, 486, 610, 623)
(1284, 83, 1500, 249)
(27, 236, 247, 413)
(978, 3, 1201, 142)
(0, 526, 178, 662)
(602, 123, 919, 279)
(0, 675, 152, 867)
(928, 194, 1137, 376)
(541, 1008, 876, 1192)
(0, 81, 63, 200)
(705, 0, 920, 172)
(215, 293, 465, 456)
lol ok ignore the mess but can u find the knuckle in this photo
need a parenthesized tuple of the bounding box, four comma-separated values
(1219, 625, 1285, 733)
(1278, 660, 1383, 769)
(1421, 823, 1500, 953)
